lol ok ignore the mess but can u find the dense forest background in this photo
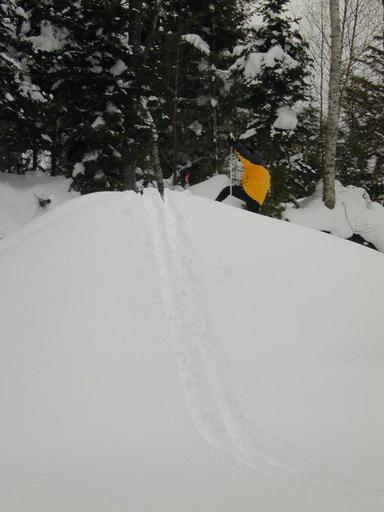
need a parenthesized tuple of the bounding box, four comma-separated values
(0, 0, 383, 215)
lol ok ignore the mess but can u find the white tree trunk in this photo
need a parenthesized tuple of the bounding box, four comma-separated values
(323, 0, 342, 209)
(382, 0, 384, 47)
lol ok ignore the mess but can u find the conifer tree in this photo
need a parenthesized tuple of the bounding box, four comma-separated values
(0, 1, 46, 173)
(339, 39, 384, 201)
(124, 0, 167, 191)
(150, 0, 248, 185)
(0, 0, 21, 172)
(230, 0, 313, 213)
(19, 0, 136, 191)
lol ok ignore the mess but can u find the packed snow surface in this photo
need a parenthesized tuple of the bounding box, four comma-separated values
(0, 189, 383, 511)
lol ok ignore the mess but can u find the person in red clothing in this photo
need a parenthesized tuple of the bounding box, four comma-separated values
(215, 141, 270, 213)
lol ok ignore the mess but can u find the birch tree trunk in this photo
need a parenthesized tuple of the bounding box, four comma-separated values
(323, 0, 342, 209)
(382, 0, 384, 47)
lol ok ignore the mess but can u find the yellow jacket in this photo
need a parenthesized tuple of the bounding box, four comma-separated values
(234, 142, 271, 206)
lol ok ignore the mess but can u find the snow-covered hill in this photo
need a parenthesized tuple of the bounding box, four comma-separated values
(0, 189, 383, 511)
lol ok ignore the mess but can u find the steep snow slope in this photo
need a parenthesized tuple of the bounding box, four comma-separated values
(0, 189, 383, 511)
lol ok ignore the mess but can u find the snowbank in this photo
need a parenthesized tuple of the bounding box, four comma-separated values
(0, 189, 383, 511)
(284, 181, 384, 252)
(0, 171, 79, 239)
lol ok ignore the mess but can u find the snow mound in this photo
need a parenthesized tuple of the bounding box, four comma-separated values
(0, 189, 383, 511)
(284, 181, 384, 251)
(0, 171, 78, 239)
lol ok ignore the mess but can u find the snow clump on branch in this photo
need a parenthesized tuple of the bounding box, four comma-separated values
(181, 34, 210, 55)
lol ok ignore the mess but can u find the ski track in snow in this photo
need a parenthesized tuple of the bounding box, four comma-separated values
(142, 190, 276, 471)
(142, 191, 310, 474)
(141, 190, 384, 511)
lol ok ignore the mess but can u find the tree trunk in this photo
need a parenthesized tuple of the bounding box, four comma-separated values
(152, 129, 165, 199)
(51, 120, 58, 177)
(323, 0, 342, 209)
(374, 154, 384, 191)
(319, 1, 326, 170)
(211, 68, 220, 175)
(141, 0, 162, 67)
(32, 141, 38, 171)
(122, 162, 136, 191)
(382, 0, 384, 47)
(172, 42, 181, 187)
(210, 11, 219, 176)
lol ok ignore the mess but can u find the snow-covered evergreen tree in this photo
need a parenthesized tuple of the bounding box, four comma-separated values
(338, 39, 384, 202)
(123, 0, 167, 191)
(149, 0, 247, 185)
(230, 0, 313, 213)
(0, 0, 21, 172)
(0, 1, 46, 173)
(19, 0, 135, 191)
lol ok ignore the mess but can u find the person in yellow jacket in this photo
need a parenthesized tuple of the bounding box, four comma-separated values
(215, 141, 270, 213)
